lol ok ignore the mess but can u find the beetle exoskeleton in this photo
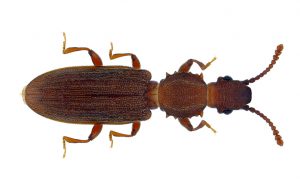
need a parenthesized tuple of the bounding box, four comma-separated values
(24, 33, 284, 157)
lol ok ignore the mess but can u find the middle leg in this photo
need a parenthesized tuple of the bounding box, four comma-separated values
(109, 121, 141, 148)
(109, 43, 141, 69)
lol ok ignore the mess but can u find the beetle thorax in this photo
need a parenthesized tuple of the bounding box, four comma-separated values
(157, 72, 207, 118)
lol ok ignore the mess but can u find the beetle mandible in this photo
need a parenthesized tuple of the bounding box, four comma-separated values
(23, 33, 284, 157)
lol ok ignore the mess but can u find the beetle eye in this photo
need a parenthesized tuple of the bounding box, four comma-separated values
(223, 109, 233, 115)
(223, 75, 233, 81)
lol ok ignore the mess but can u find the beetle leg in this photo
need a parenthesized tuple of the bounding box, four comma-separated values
(178, 57, 216, 73)
(179, 118, 216, 133)
(109, 43, 141, 69)
(62, 32, 103, 66)
(109, 121, 141, 148)
(62, 124, 103, 158)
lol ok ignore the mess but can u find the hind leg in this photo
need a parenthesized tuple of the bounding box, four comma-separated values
(62, 32, 103, 66)
(63, 124, 103, 158)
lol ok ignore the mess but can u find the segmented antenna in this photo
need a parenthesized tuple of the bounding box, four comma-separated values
(243, 105, 283, 146)
(243, 44, 283, 85)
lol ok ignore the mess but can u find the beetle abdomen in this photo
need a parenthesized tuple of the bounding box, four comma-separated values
(25, 66, 154, 124)
(158, 72, 207, 118)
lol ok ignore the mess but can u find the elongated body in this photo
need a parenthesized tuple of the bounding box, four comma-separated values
(23, 33, 284, 157)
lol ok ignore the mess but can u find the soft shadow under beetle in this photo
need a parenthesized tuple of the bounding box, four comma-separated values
(23, 33, 284, 157)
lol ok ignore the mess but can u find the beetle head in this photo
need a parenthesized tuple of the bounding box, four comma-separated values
(208, 75, 252, 114)
(207, 44, 284, 146)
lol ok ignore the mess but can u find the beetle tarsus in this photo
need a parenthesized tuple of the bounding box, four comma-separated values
(63, 32, 66, 53)
(63, 137, 66, 158)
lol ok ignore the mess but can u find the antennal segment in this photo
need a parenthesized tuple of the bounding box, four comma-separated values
(243, 105, 283, 146)
(243, 44, 283, 85)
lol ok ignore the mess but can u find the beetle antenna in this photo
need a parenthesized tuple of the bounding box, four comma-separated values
(243, 105, 283, 146)
(243, 44, 283, 85)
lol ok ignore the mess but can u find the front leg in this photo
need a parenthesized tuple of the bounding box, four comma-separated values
(179, 57, 216, 73)
(179, 118, 216, 133)
(63, 124, 103, 158)
(109, 43, 141, 69)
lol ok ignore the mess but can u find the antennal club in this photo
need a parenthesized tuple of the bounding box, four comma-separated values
(243, 44, 283, 85)
(243, 105, 283, 146)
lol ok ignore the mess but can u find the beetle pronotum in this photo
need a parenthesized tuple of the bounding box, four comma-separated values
(23, 33, 284, 157)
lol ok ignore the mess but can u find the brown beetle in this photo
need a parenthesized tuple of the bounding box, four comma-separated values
(23, 33, 284, 157)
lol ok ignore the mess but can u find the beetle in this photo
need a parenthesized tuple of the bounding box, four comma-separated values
(23, 33, 284, 157)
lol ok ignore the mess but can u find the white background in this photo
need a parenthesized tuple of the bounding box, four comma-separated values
(1, 0, 299, 182)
